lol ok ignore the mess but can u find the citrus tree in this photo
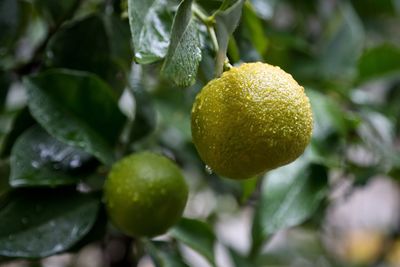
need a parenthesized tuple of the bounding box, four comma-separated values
(0, 0, 400, 266)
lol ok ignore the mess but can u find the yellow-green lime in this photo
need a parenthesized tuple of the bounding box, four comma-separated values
(104, 152, 188, 237)
(191, 62, 313, 179)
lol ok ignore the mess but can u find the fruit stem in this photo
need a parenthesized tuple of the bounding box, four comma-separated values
(223, 60, 233, 71)
(192, 4, 219, 54)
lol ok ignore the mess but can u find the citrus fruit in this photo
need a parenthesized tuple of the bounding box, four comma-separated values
(191, 62, 313, 179)
(103, 152, 188, 237)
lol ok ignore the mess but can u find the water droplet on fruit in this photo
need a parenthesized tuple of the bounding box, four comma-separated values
(205, 165, 213, 175)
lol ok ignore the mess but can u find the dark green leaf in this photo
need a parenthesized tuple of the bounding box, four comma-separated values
(128, 0, 179, 64)
(46, 15, 130, 93)
(195, 0, 224, 13)
(24, 69, 126, 165)
(0, 161, 10, 198)
(318, 2, 364, 81)
(161, 0, 202, 87)
(145, 240, 189, 267)
(33, 0, 77, 25)
(351, 0, 398, 17)
(0, 71, 11, 110)
(103, 14, 134, 70)
(0, 189, 100, 258)
(228, 247, 253, 267)
(10, 126, 94, 187)
(219, 0, 241, 11)
(0, 107, 35, 158)
(170, 218, 216, 266)
(0, 0, 19, 52)
(215, 0, 245, 75)
(252, 158, 328, 252)
(357, 43, 400, 82)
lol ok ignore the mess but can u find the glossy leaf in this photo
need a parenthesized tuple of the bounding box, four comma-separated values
(145, 240, 189, 267)
(252, 158, 328, 251)
(170, 218, 216, 266)
(357, 43, 400, 82)
(215, 0, 245, 76)
(46, 15, 131, 92)
(10, 126, 94, 187)
(25, 69, 126, 165)
(0, 189, 100, 258)
(128, 0, 179, 64)
(161, 0, 202, 87)
(0, 107, 35, 158)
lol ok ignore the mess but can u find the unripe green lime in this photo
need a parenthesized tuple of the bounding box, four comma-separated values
(104, 152, 188, 237)
(191, 62, 313, 179)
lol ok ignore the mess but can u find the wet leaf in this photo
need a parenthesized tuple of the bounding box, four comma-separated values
(161, 0, 202, 87)
(24, 69, 126, 165)
(0, 189, 100, 258)
(10, 126, 94, 187)
(128, 0, 179, 64)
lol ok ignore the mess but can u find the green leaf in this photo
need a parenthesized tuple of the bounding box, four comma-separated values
(0, 71, 11, 110)
(46, 15, 131, 93)
(128, 0, 179, 64)
(239, 176, 258, 203)
(0, 161, 10, 198)
(161, 0, 202, 87)
(215, 0, 245, 75)
(228, 247, 253, 267)
(357, 43, 400, 82)
(145, 240, 189, 267)
(0, 107, 35, 158)
(103, 14, 134, 71)
(10, 126, 94, 187)
(318, 1, 364, 81)
(24, 69, 126, 165)
(251, 158, 328, 252)
(170, 218, 216, 266)
(0, 189, 100, 258)
(241, 3, 268, 57)
(0, 0, 19, 52)
(33, 0, 77, 25)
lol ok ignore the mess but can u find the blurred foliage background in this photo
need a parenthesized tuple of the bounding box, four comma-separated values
(0, 0, 400, 266)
